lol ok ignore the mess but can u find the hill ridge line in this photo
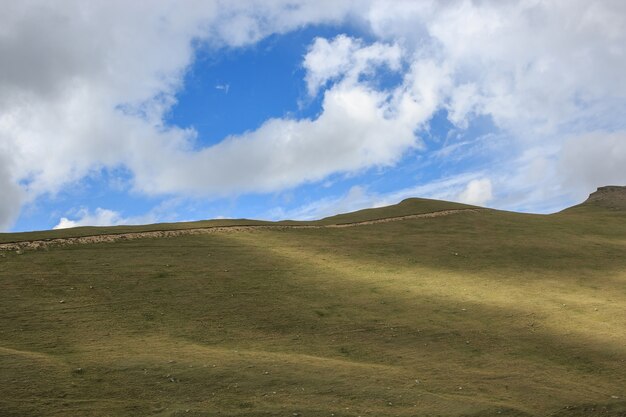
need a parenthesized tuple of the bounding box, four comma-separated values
(0, 208, 484, 251)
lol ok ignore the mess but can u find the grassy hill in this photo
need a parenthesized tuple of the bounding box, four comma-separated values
(0, 192, 625, 416)
(0, 197, 475, 245)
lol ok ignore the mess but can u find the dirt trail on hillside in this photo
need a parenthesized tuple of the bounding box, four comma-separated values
(0, 208, 483, 252)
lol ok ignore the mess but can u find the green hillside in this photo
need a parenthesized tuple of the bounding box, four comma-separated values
(1, 191, 625, 416)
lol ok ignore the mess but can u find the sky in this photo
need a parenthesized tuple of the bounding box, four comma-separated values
(1, 0, 625, 232)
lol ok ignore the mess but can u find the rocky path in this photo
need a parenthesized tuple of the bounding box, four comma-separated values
(0, 208, 484, 252)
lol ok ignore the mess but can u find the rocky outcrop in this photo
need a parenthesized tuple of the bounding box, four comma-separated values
(583, 185, 626, 210)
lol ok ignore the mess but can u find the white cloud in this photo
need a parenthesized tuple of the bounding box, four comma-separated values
(303, 34, 402, 96)
(130, 80, 425, 196)
(457, 178, 493, 207)
(368, 0, 626, 135)
(1, 0, 626, 229)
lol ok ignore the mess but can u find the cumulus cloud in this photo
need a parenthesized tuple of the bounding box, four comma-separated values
(132, 61, 445, 196)
(0, 4, 306, 216)
(303, 34, 402, 96)
(1, 0, 626, 229)
(368, 0, 626, 134)
(457, 178, 493, 207)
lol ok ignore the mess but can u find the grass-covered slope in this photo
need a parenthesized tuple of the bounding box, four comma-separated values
(0, 194, 625, 416)
(561, 185, 626, 215)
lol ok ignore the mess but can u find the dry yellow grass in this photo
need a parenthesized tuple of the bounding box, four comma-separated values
(0, 196, 625, 416)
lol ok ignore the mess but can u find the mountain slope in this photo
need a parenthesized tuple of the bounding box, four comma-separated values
(0, 194, 625, 416)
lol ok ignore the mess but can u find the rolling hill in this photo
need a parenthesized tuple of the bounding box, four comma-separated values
(1, 189, 625, 416)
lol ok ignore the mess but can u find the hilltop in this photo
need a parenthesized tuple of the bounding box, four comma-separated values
(562, 185, 626, 213)
(0, 192, 625, 416)
(580, 185, 626, 210)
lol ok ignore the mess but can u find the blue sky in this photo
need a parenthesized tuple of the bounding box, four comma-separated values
(1, 1, 625, 232)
